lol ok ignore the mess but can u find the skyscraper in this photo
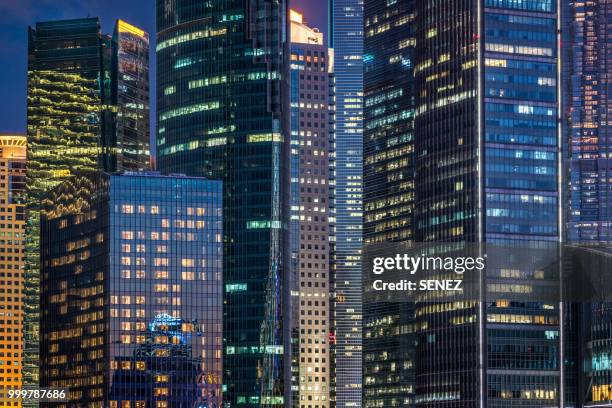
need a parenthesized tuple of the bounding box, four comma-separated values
(155, 1, 288, 406)
(412, 0, 561, 406)
(567, 0, 612, 245)
(362, 1, 415, 406)
(106, 20, 151, 172)
(566, 1, 612, 405)
(362, 0, 562, 406)
(40, 172, 223, 407)
(0, 135, 26, 395)
(329, 1, 364, 406)
(26, 17, 151, 387)
(26, 18, 106, 387)
(289, 10, 332, 408)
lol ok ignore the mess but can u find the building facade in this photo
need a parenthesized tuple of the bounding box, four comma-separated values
(567, 0, 612, 246)
(412, 0, 561, 406)
(362, 1, 415, 407)
(566, 1, 612, 405)
(155, 1, 288, 406)
(289, 11, 332, 408)
(362, 0, 562, 406)
(329, 1, 364, 406)
(0, 136, 26, 399)
(107, 20, 151, 172)
(26, 18, 106, 387)
(40, 173, 222, 408)
(26, 18, 150, 387)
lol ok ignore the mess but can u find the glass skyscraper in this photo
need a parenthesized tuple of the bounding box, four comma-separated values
(567, 0, 612, 245)
(329, 1, 364, 406)
(26, 18, 151, 388)
(40, 173, 223, 408)
(107, 20, 151, 172)
(26, 18, 106, 388)
(0, 135, 26, 397)
(566, 1, 612, 405)
(412, 0, 561, 406)
(480, 2, 561, 406)
(362, 1, 415, 407)
(362, 0, 562, 406)
(155, 1, 288, 406)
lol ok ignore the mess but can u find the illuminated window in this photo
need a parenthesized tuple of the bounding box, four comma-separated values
(155, 271, 169, 279)
(121, 205, 134, 214)
(154, 258, 168, 267)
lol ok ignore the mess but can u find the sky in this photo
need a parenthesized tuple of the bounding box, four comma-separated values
(0, 0, 327, 134)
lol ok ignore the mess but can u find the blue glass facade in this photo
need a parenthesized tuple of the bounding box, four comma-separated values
(411, 0, 561, 406)
(483, 5, 559, 243)
(40, 173, 223, 407)
(329, 1, 364, 407)
(483, 3, 561, 406)
(567, 0, 612, 245)
(565, 1, 612, 406)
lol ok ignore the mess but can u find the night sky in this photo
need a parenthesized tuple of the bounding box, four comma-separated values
(0, 0, 327, 134)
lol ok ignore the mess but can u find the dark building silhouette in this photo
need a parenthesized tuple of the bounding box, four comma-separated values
(155, 1, 289, 406)
(362, 1, 416, 406)
(26, 18, 151, 387)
